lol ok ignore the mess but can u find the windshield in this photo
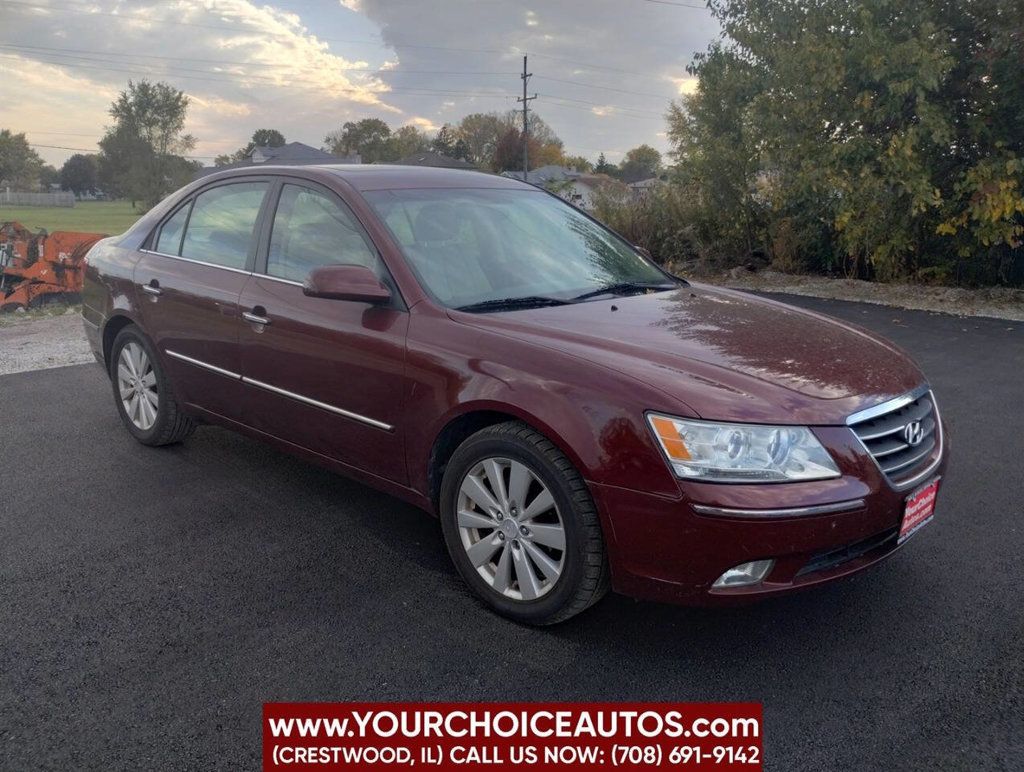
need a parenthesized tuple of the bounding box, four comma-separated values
(362, 187, 676, 309)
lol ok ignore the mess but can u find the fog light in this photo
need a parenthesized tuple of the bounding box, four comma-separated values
(712, 559, 774, 588)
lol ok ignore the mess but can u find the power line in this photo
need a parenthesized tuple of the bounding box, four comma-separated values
(636, 0, 708, 8)
(534, 75, 673, 101)
(1, 41, 676, 109)
(538, 102, 664, 124)
(0, 52, 516, 100)
(0, 50, 669, 120)
(0, 0, 689, 85)
(538, 94, 663, 114)
(0, 42, 517, 76)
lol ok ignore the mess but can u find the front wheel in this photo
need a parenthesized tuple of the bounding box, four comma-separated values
(109, 325, 195, 446)
(439, 422, 609, 625)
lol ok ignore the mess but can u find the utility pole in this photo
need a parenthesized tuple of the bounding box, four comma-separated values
(518, 55, 536, 181)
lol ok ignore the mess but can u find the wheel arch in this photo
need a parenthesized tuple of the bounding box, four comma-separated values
(101, 313, 139, 375)
(425, 402, 591, 515)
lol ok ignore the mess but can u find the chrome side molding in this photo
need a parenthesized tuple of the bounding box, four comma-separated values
(165, 349, 241, 379)
(241, 376, 393, 432)
(164, 349, 392, 432)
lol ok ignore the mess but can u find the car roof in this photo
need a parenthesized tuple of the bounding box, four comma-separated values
(322, 164, 532, 192)
(197, 164, 534, 192)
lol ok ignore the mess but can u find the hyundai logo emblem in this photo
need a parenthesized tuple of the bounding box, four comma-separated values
(903, 420, 924, 447)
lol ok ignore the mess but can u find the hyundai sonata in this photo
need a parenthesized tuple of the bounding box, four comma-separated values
(82, 165, 947, 624)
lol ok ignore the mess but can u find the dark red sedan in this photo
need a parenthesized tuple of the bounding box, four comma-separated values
(82, 165, 948, 624)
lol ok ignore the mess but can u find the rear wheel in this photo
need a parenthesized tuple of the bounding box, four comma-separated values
(110, 325, 195, 446)
(439, 421, 609, 625)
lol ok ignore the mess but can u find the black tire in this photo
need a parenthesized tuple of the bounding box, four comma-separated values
(109, 325, 196, 446)
(439, 421, 610, 625)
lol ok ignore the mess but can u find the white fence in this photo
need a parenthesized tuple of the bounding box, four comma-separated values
(0, 190, 76, 207)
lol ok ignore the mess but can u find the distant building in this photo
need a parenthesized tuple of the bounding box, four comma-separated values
(501, 165, 623, 209)
(389, 151, 477, 170)
(194, 142, 360, 179)
(628, 177, 664, 199)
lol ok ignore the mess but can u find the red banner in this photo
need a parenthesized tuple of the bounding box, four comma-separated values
(263, 702, 763, 770)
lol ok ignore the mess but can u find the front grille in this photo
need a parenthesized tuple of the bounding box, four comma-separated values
(849, 390, 939, 485)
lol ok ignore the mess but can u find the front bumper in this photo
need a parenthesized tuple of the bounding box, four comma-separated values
(591, 424, 949, 605)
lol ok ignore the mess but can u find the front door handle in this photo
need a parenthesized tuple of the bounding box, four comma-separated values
(242, 309, 271, 326)
(142, 280, 162, 297)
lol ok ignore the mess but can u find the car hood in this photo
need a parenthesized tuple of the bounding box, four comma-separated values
(449, 283, 925, 425)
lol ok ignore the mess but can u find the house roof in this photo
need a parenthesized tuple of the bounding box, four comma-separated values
(194, 142, 359, 180)
(251, 142, 337, 163)
(628, 177, 663, 189)
(389, 151, 476, 169)
(500, 165, 574, 185)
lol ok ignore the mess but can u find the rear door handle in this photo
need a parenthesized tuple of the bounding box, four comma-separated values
(242, 310, 271, 326)
(142, 281, 162, 297)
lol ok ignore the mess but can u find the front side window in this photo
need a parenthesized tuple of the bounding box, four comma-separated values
(179, 182, 268, 269)
(363, 188, 672, 308)
(267, 184, 379, 283)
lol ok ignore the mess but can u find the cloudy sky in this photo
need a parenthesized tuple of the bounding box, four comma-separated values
(1, 0, 720, 168)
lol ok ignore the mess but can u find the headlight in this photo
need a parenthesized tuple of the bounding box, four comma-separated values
(647, 413, 840, 483)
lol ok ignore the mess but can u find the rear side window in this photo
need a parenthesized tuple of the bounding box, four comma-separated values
(179, 182, 268, 269)
(155, 202, 190, 255)
(266, 184, 379, 283)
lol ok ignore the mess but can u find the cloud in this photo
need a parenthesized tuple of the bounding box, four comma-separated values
(5, 0, 719, 167)
(354, 0, 719, 159)
(668, 76, 700, 96)
(408, 116, 439, 132)
(2, 0, 400, 163)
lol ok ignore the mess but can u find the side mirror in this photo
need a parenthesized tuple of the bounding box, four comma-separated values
(303, 264, 391, 304)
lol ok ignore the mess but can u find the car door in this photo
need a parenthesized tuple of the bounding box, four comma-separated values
(238, 180, 410, 484)
(135, 179, 270, 422)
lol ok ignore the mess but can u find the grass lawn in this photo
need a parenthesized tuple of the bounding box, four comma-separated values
(0, 200, 143, 235)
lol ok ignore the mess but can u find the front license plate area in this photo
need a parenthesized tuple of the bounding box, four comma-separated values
(899, 478, 939, 544)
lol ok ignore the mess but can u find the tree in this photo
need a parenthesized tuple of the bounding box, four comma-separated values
(618, 145, 662, 183)
(431, 123, 470, 160)
(671, 0, 1024, 282)
(97, 80, 195, 207)
(39, 164, 60, 189)
(249, 128, 285, 150)
(324, 118, 392, 163)
(385, 125, 431, 160)
(0, 129, 44, 189)
(489, 112, 564, 172)
(60, 154, 98, 195)
(562, 155, 593, 173)
(594, 153, 617, 177)
(220, 128, 287, 165)
(665, 42, 765, 262)
(457, 112, 509, 169)
(492, 127, 525, 174)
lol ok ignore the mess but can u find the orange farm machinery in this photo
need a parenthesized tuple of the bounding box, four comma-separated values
(0, 222, 106, 312)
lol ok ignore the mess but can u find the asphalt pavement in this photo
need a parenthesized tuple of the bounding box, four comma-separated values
(1, 294, 1021, 770)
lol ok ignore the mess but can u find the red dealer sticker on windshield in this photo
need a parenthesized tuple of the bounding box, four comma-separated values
(263, 702, 763, 770)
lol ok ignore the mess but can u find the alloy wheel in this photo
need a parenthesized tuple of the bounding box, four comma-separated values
(117, 341, 159, 431)
(456, 457, 567, 601)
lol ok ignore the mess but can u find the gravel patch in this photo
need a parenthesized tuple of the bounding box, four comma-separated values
(0, 308, 95, 376)
(699, 269, 1024, 321)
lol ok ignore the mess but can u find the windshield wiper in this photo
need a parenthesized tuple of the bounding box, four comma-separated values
(454, 295, 574, 313)
(572, 281, 680, 301)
